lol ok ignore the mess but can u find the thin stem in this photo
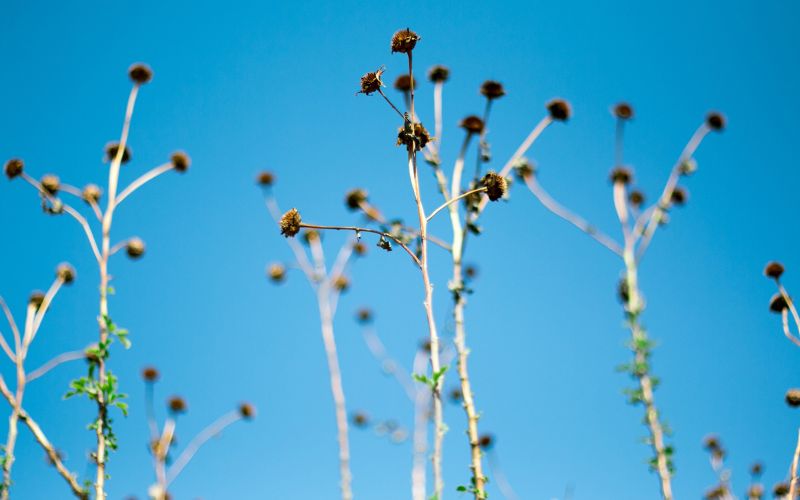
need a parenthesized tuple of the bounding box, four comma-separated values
(0, 298, 20, 355)
(789, 427, 800, 498)
(781, 310, 800, 347)
(299, 223, 421, 268)
(114, 163, 173, 208)
(27, 350, 85, 382)
(434, 81, 443, 155)
(487, 450, 519, 500)
(411, 348, 429, 500)
(427, 187, 486, 223)
(450, 134, 474, 201)
(360, 324, 415, 399)
(377, 89, 405, 119)
(29, 277, 65, 345)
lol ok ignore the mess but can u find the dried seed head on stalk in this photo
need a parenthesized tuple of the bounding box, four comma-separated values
(105, 142, 131, 164)
(394, 74, 417, 92)
(481, 171, 507, 201)
(126, 238, 146, 259)
(773, 483, 790, 496)
(547, 99, 572, 121)
(28, 291, 45, 309)
(239, 402, 256, 419)
(706, 112, 726, 131)
(679, 158, 698, 176)
(464, 265, 478, 280)
(56, 263, 76, 284)
(40, 175, 61, 195)
(428, 65, 450, 83)
(613, 102, 634, 120)
(280, 208, 302, 238)
(333, 275, 350, 292)
(629, 190, 645, 208)
(764, 261, 785, 280)
(786, 389, 800, 407)
(397, 122, 431, 151)
(356, 307, 373, 324)
(769, 293, 788, 313)
(358, 68, 385, 95)
(170, 151, 191, 173)
(142, 366, 160, 382)
(128, 63, 153, 85)
(449, 387, 463, 403)
(267, 263, 286, 283)
(302, 229, 321, 245)
(609, 167, 633, 185)
(351, 411, 369, 428)
(390, 28, 420, 54)
(750, 461, 764, 477)
(480, 80, 506, 100)
(746, 484, 764, 498)
(345, 189, 368, 210)
(670, 187, 688, 206)
(459, 115, 485, 135)
(513, 158, 535, 180)
(4, 158, 23, 179)
(82, 184, 102, 203)
(256, 171, 275, 187)
(168, 396, 188, 414)
(478, 434, 494, 450)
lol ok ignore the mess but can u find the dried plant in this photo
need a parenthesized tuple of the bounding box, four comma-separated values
(4, 62, 188, 498)
(702, 435, 733, 500)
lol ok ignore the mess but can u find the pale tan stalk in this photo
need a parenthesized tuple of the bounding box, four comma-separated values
(27, 350, 86, 382)
(299, 223, 421, 268)
(411, 349, 429, 500)
(114, 163, 173, 207)
(789, 427, 800, 498)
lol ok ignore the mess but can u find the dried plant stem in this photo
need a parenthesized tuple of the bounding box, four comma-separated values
(427, 187, 486, 223)
(114, 163, 174, 207)
(789, 427, 800, 498)
(487, 450, 519, 500)
(434, 82, 443, 153)
(27, 350, 85, 382)
(299, 223, 422, 268)
(411, 349, 430, 500)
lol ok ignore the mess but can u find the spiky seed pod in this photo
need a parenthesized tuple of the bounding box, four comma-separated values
(390, 28, 420, 54)
(28, 291, 45, 309)
(546, 99, 571, 121)
(170, 151, 190, 173)
(345, 189, 368, 210)
(670, 187, 688, 206)
(613, 102, 634, 120)
(786, 389, 800, 407)
(356, 307, 373, 324)
(351, 412, 369, 428)
(769, 293, 788, 313)
(706, 112, 726, 131)
(333, 275, 350, 292)
(353, 242, 367, 256)
(393, 74, 417, 92)
(609, 167, 633, 185)
(40, 175, 60, 195)
(4, 158, 23, 179)
(481, 171, 507, 201)
(141, 366, 160, 382)
(428, 65, 450, 83)
(358, 68, 385, 95)
(82, 184, 102, 204)
(397, 122, 431, 151)
(764, 261, 785, 280)
(126, 238, 146, 259)
(128, 63, 153, 85)
(256, 171, 275, 186)
(167, 396, 187, 414)
(750, 461, 764, 476)
(459, 115, 485, 135)
(629, 190, 645, 207)
(478, 434, 494, 450)
(301, 230, 321, 246)
(280, 209, 302, 238)
(56, 263, 76, 284)
(773, 482, 790, 496)
(267, 263, 286, 283)
(449, 388, 463, 403)
(238, 402, 256, 419)
(480, 80, 505, 100)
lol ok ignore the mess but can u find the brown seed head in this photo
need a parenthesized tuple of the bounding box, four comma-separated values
(170, 151, 190, 173)
(750, 461, 764, 476)
(333, 275, 350, 292)
(40, 175, 60, 195)
(358, 68, 385, 95)
(239, 402, 256, 419)
(449, 387, 463, 403)
(706, 112, 726, 131)
(351, 411, 369, 428)
(764, 261, 785, 280)
(428, 65, 450, 83)
(513, 158, 535, 180)
(267, 263, 286, 283)
(629, 190, 645, 207)
(480, 80, 505, 100)
(105, 142, 131, 164)
(353, 242, 367, 256)
(478, 434, 494, 450)
(82, 184, 102, 204)
(609, 167, 633, 185)
(126, 238, 146, 259)
(4, 158, 23, 179)
(786, 388, 800, 408)
(128, 63, 153, 85)
(345, 189, 368, 210)
(746, 484, 764, 498)
(481, 171, 507, 202)
(394, 74, 417, 93)
(613, 102, 634, 120)
(397, 122, 431, 151)
(769, 293, 788, 314)
(703, 435, 721, 451)
(256, 171, 275, 187)
(168, 396, 187, 414)
(391, 28, 420, 54)
(356, 307, 373, 324)
(459, 115, 485, 135)
(773, 482, 790, 496)
(56, 263, 76, 284)
(28, 291, 45, 309)
(465, 265, 478, 280)
(280, 209, 302, 238)
(547, 99, 572, 121)
(142, 366, 160, 382)
(301, 229, 321, 246)
(670, 187, 688, 206)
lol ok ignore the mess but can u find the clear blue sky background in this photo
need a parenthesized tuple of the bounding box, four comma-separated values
(1, 1, 799, 499)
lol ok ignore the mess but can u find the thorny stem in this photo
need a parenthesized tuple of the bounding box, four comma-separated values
(298, 223, 422, 268)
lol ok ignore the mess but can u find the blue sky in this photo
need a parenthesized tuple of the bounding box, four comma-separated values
(1, 0, 799, 498)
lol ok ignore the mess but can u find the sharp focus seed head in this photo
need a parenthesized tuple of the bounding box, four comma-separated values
(706, 112, 726, 131)
(345, 189, 368, 210)
(390, 28, 420, 54)
(82, 184, 103, 204)
(396, 122, 431, 151)
(267, 263, 286, 283)
(56, 263, 76, 284)
(168, 396, 187, 414)
(4, 158, 23, 179)
(256, 171, 275, 186)
(393, 74, 417, 92)
(481, 171, 507, 201)
(546, 99, 572, 121)
(170, 151, 190, 173)
(128, 63, 153, 85)
(141, 366, 160, 382)
(279, 209, 302, 238)
(769, 293, 788, 314)
(613, 102, 634, 120)
(40, 175, 60, 195)
(764, 261, 785, 280)
(428, 65, 450, 83)
(105, 142, 131, 164)
(480, 80, 505, 100)
(358, 68, 385, 95)
(126, 238, 146, 259)
(239, 402, 256, 419)
(459, 115, 485, 135)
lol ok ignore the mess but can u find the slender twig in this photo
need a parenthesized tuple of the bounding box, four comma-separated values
(427, 187, 486, 223)
(27, 350, 86, 382)
(789, 427, 800, 498)
(377, 89, 405, 119)
(114, 163, 174, 208)
(299, 223, 422, 268)
(0, 298, 20, 355)
(30, 276, 65, 344)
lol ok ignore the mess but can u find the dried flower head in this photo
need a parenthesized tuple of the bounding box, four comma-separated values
(239, 402, 256, 419)
(773, 482, 790, 496)
(356, 307, 373, 324)
(670, 187, 688, 206)
(28, 291, 45, 309)
(613, 102, 634, 120)
(353, 242, 367, 256)
(333, 275, 350, 292)
(480, 80, 506, 100)
(397, 122, 431, 151)
(345, 189, 368, 210)
(170, 151, 190, 173)
(464, 265, 478, 280)
(609, 167, 633, 185)
(358, 68, 385, 95)
(679, 158, 698, 176)
(706, 112, 726, 131)
(56, 263, 76, 284)
(513, 158, 535, 180)
(302, 229, 321, 246)
(459, 115, 485, 135)
(629, 190, 645, 207)
(420, 339, 432, 353)
(128, 63, 153, 85)
(786, 389, 800, 407)
(481, 171, 507, 201)
(351, 411, 369, 428)
(167, 396, 187, 414)
(40, 175, 60, 195)
(769, 293, 788, 314)
(82, 184, 102, 204)
(105, 142, 131, 164)
(703, 435, 721, 451)
(142, 366, 160, 382)
(478, 434, 494, 450)
(280, 209, 302, 238)
(704, 485, 727, 499)
(428, 65, 450, 83)
(547, 99, 572, 121)
(617, 279, 630, 304)
(394, 74, 417, 93)
(764, 261, 785, 280)
(750, 461, 764, 477)
(4, 158, 23, 179)
(746, 484, 764, 498)
(449, 387, 463, 403)
(126, 238, 146, 259)
(267, 263, 286, 283)
(256, 171, 275, 186)
(390, 28, 420, 54)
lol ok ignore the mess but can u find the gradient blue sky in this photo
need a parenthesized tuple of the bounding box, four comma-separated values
(1, 1, 799, 499)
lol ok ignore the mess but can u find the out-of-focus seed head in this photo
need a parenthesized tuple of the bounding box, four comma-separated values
(617, 279, 630, 304)
(356, 307, 373, 324)
(105, 142, 131, 164)
(746, 484, 764, 498)
(764, 261, 785, 280)
(480, 80, 505, 100)
(170, 151, 190, 173)
(613, 102, 634, 120)
(82, 184, 102, 204)
(449, 387, 463, 403)
(679, 158, 698, 176)
(353, 242, 367, 256)
(56, 263, 76, 284)
(345, 189, 368, 210)
(4, 158, 23, 179)
(459, 115, 485, 135)
(670, 187, 688, 206)
(394, 74, 417, 93)
(128, 63, 153, 85)
(428, 65, 450, 83)
(397, 122, 432, 151)
(706, 112, 726, 131)
(280, 209, 302, 238)
(142, 366, 160, 382)
(40, 175, 60, 195)
(333, 275, 350, 292)
(513, 158, 535, 180)
(167, 396, 187, 414)
(478, 434, 494, 450)
(126, 238, 146, 259)
(609, 167, 633, 185)
(786, 388, 800, 407)
(256, 171, 275, 186)
(390, 28, 420, 54)
(769, 293, 788, 314)
(703, 435, 721, 452)
(465, 265, 478, 280)
(351, 411, 369, 428)
(301, 229, 321, 246)
(750, 461, 764, 477)
(704, 485, 727, 499)
(28, 291, 45, 309)
(239, 402, 256, 419)
(547, 99, 572, 121)
(629, 190, 645, 208)
(358, 68, 385, 95)
(420, 339, 432, 353)
(773, 482, 790, 496)
(267, 263, 286, 283)
(481, 171, 507, 202)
